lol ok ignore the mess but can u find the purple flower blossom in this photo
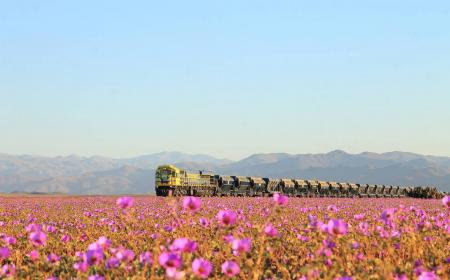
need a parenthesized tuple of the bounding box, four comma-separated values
(46, 225, 56, 233)
(83, 211, 92, 217)
(182, 196, 202, 212)
(0, 247, 10, 260)
(308, 214, 318, 228)
(273, 193, 288, 205)
(47, 253, 60, 264)
(105, 257, 120, 269)
(442, 196, 450, 208)
(116, 196, 134, 209)
(297, 234, 310, 242)
(27, 250, 39, 261)
(417, 271, 438, 280)
(139, 252, 153, 266)
(170, 238, 198, 253)
(217, 210, 237, 226)
(394, 274, 408, 280)
(85, 248, 104, 266)
(25, 223, 42, 232)
(326, 219, 348, 236)
(61, 235, 71, 243)
(221, 260, 240, 277)
(116, 248, 135, 263)
(327, 205, 338, 212)
(192, 258, 212, 279)
(1, 264, 15, 277)
(353, 213, 365, 220)
(29, 231, 47, 247)
(381, 208, 396, 223)
(199, 218, 210, 228)
(231, 238, 251, 256)
(165, 268, 185, 280)
(158, 252, 182, 269)
(3, 236, 16, 245)
(223, 234, 234, 243)
(96, 236, 111, 249)
(73, 262, 88, 272)
(264, 224, 279, 237)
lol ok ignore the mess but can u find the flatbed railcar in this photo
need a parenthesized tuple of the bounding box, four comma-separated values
(155, 164, 444, 199)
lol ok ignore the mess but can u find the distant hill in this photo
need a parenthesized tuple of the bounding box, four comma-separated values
(0, 152, 230, 194)
(0, 151, 449, 194)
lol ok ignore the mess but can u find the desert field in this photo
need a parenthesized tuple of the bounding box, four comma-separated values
(0, 195, 448, 279)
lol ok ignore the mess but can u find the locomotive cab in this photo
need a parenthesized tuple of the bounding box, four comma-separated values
(155, 165, 182, 196)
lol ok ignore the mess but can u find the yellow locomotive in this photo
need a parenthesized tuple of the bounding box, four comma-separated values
(155, 165, 218, 196)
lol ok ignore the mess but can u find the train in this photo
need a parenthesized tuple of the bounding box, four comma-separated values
(155, 164, 444, 199)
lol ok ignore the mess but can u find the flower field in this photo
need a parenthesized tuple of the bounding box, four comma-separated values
(0, 195, 449, 279)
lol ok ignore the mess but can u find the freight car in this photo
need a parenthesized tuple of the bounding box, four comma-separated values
(155, 165, 444, 199)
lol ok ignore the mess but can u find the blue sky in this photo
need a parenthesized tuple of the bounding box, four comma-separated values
(1, 1, 449, 160)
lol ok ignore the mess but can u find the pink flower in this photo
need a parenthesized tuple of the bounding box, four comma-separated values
(165, 268, 185, 280)
(158, 252, 182, 269)
(231, 238, 251, 256)
(139, 252, 153, 266)
(394, 274, 408, 280)
(0, 247, 10, 260)
(25, 223, 42, 232)
(353, 214, 365, 220)
(47, 253, 60, 264)
(3, 236, 16, 245)
(417, 271, 438, 280)
(442, 196, 450, 208)
(192, 258, 212, 279)
(217, 210, 237, 226)
(327, 205, 338, 212)
(199, 218, 210, 228)
(182, 196, 202, 212)
(116, 197, 134, 209)
(0, 264, 15, 277)
(29, 231, 47, 247)
(96, 236, 111, 249)
(27, 250, 40, 261)
(46, 225, 56, 233)
(115, 248, 135, 263)
(105, 257, 120, 269)
(83, 211, 92, 217)
(73, 262, 88, 272)
(61, 235, 71, 243)
(223, 234, 234, 244)
(381, 208, 395, 223)
(264, 224, 279, 237)
(326, 219, 348, 236)
(85, 248, 104, 266)
(170, 238, 198, 253)
(273, 193, 288, 205)
(221, 260, 240, 277)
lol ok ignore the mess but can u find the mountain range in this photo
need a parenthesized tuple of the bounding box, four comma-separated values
(0, 151, 449, 194)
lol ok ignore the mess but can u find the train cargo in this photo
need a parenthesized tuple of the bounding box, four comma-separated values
(155, 164, 444, 199)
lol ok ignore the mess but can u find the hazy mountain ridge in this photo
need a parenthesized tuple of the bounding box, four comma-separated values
(0, 151, 449, 194)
